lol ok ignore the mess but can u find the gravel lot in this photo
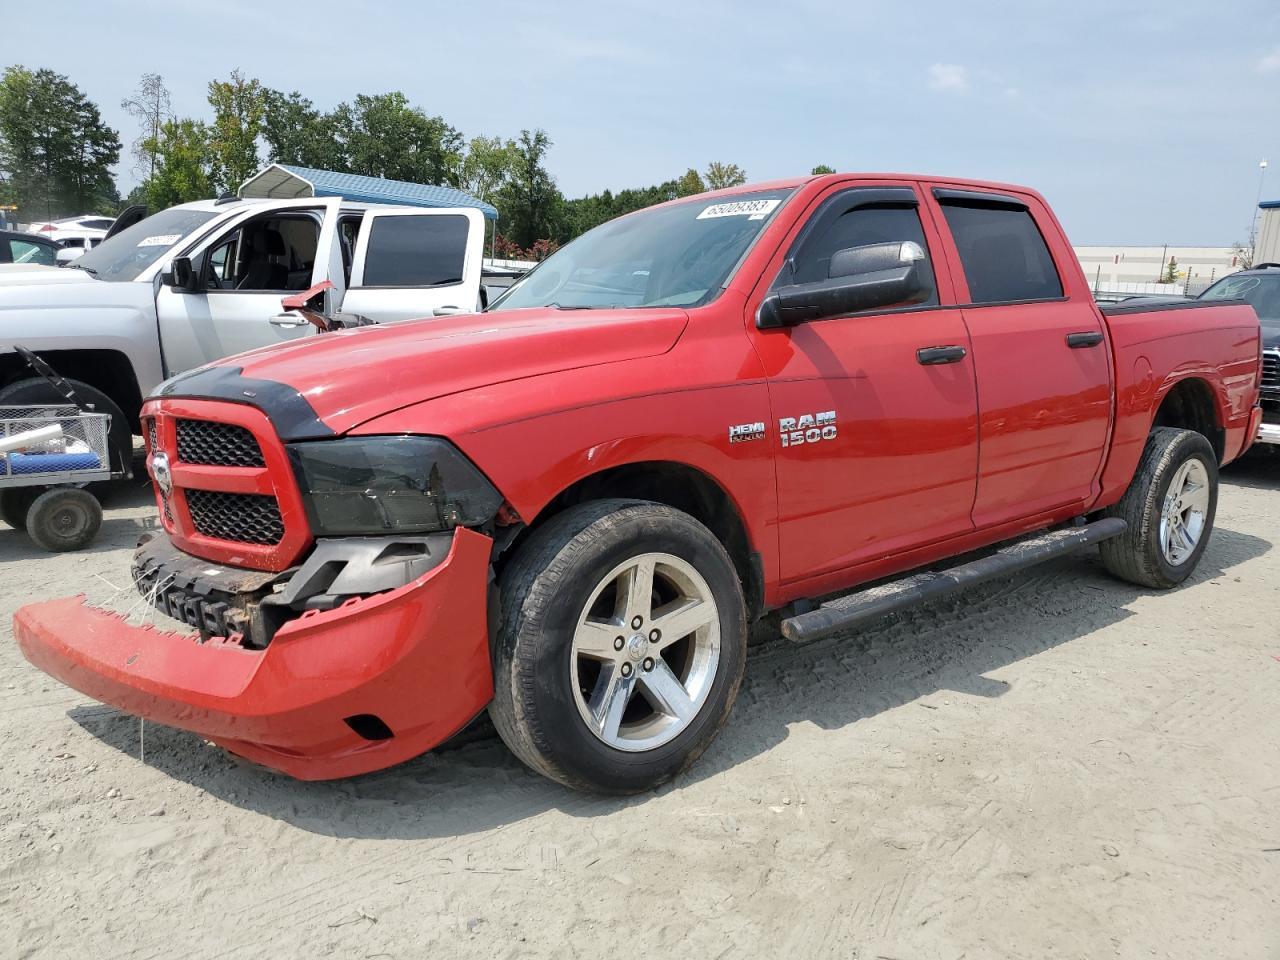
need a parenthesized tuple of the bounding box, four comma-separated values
(2, 456, 1278, 959)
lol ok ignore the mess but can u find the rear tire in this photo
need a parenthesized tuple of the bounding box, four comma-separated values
(1099, 427, 1218, 588)
(490, 499, 748, 794)
(26, 487, 102, 552)
(0, 487, 40, 530)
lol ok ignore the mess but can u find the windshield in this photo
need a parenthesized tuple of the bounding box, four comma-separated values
(71, 208, 217, 282)
(1199, 272, 1280, 325)
(490, 189, 793, 311)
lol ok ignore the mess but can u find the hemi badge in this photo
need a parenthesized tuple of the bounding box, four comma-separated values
(729, 422, 766, 444)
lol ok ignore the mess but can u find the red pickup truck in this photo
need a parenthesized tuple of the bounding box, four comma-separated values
(14, 174, 1263, 794)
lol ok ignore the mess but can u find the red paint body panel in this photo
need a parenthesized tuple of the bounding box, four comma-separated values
(13, 172, 1264, 779)
(14, 528, 494, 779)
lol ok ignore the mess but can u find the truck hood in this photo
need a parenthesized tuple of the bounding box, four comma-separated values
(1262, 320, 1280, 351)
(0, 264, 98, 287)
(158, 307, 690, 437)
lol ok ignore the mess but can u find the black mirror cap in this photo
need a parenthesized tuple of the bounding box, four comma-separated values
(757, 261, 931, 329)
(168, 256, 196, 291)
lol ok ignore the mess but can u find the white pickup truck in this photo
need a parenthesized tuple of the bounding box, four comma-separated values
(0, 196, 492, 474)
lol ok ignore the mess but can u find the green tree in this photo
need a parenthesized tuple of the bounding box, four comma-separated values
(496, 129, 561, 248)
(810, 164, 835, 175)
(207, 69, 265, 192)
(1160, 256, 1183, 284)
(704, 161, 746, 190)
(329, 92, 463, 186)
(121, 73, 171, 179)
(261, 89, 341, 170)
(142, 118, 214, 209)
(0, 65, 120, 220)
(458, 134, 518, 203)
(675, 167, 705, 197)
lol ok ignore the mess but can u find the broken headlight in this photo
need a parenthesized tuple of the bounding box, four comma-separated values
(288, 436, 502, 536)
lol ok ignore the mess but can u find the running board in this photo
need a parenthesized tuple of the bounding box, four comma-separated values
(780, 518, 1128, 644)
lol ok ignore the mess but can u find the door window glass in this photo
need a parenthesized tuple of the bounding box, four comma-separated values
(9, 239, 56, 265)
(939, 201, 1063, 304)
(781, 201, 938, 306)
(361, 214, 469, 287)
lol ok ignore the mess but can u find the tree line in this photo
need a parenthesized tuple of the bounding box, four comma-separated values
(1, 65, 835, 255)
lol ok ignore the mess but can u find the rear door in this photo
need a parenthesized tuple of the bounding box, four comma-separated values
(926, 186, 1112, 528)
(154, 198, 346, 375)
(341, 207, 485, 322)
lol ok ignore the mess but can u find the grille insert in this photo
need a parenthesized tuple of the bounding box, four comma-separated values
(1263, 351, 1279, 393)
(186, 490, 283, 545)
(176, 418, 265, 467)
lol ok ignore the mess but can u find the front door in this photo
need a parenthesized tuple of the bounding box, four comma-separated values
(927, 186, 1112, 528)
(155, 198, 346, 375)
(749, 184, 981, 583)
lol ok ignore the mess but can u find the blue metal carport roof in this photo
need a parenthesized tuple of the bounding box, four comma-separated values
(239, 164, 498, 220)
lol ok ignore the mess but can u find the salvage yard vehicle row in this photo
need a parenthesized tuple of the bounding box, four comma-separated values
(13, 172, 1262, 794)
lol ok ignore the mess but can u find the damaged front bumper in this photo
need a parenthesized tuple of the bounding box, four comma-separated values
(13, 527, 495, 780)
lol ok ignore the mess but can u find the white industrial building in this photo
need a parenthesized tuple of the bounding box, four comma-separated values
(1255, 201, 1280, 265)
(1072, 244, 1245, 297)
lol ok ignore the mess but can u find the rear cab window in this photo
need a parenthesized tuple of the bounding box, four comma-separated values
(937, 193, 1063, 304)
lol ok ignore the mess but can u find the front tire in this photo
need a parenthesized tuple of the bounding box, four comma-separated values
(490, 500, 747, 794)
(1099, 427, 1218, 588)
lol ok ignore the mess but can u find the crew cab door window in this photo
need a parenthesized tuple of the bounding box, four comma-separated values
(343, 207, 485, 323)
(939, 200, 1062, 304)
(753, 186, 979, 579)
(931, 189, 1108, 526)
(154, 197, 346, 376)
(7, 238, 56, 266)
(781, 203, 939, 306)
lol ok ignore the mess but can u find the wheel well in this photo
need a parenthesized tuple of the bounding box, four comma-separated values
(516, 462, 764, 620)
(1152, 378, 1223, 461)
(0, 349, 143, 433)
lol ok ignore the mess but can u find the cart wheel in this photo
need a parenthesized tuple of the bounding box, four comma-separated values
(0, 488, 41, 530)
(26, 488, 102, 552)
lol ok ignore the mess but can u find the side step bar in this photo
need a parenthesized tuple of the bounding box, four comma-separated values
(780, 518, 1128, 644)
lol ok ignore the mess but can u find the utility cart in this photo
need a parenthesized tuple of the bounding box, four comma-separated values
(0, 347, 119, 552)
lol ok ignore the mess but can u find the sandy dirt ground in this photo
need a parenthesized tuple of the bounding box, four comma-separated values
(1, 456, 1278, 960)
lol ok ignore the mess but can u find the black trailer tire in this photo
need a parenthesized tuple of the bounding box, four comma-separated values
(489, 499, 748, 794)
(0, 487, 40, 530)
(1099, 426, 1218, 589)
(0, 377, 133, 487)
(26, 487, 102, 552)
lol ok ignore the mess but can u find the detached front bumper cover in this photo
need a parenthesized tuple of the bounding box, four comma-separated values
(13, 527, 495, 780)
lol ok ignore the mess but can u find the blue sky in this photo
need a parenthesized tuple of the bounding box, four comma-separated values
(8, 0, 1280, 243)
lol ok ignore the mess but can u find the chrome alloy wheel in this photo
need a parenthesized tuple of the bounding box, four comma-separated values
(1159, 458, 1210, 566)
(570, 552, 721, 752)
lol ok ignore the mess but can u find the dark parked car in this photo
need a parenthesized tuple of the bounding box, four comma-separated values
(0, 230, 59, 267)
(1198, 264, 1280, 445)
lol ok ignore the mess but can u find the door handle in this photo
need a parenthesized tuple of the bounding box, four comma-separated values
(1066, 331, 1104, 348)
(916, 345, 967, 365)
(269, 312, 307, 328)
(432, 305, 463, 317)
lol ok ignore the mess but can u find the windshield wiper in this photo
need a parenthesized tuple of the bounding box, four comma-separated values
(66, 263, 98, 276)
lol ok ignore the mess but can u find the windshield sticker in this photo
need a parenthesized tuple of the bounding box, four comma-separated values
(137, 234, 181, 247)
(696, 198, 781, 221)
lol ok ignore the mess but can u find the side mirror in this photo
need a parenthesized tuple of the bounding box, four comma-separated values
(165, 256, 198, 292)
(757, 241, 932, 329)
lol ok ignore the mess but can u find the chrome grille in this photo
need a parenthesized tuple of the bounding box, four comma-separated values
(176, 418, 265, 467)
(185, 490, 283, 545)
(1262, 351, 1280, 394)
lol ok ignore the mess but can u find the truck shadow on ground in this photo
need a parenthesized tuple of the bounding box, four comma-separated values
(67, 512, 1271, 840)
